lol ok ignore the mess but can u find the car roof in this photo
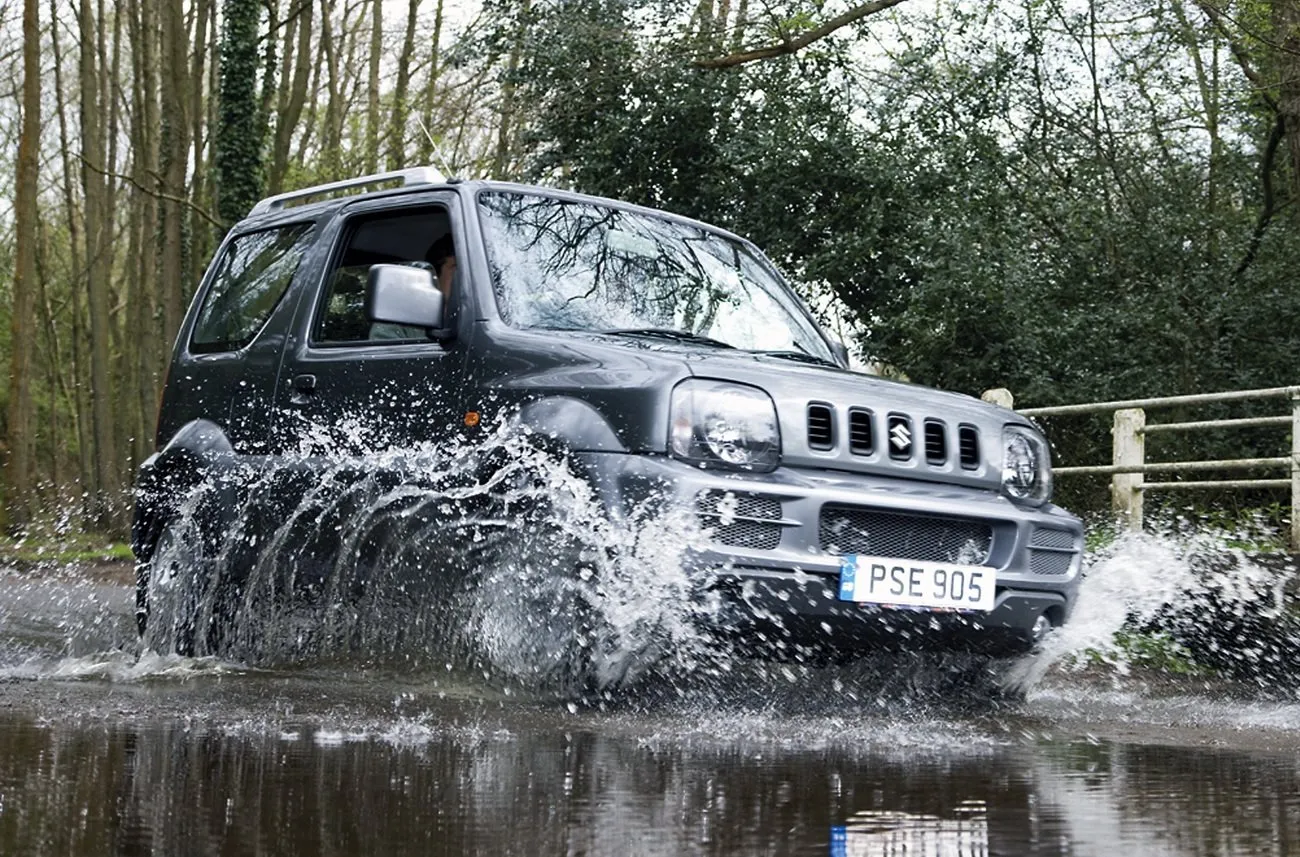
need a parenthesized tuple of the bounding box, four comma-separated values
(233, 169, 750, 247)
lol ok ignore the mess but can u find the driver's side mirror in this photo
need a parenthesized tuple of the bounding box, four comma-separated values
(365, 264, 451, 340)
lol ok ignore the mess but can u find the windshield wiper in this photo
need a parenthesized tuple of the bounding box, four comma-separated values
(753, 348, 839, 367)
(601, 328, 736, 349)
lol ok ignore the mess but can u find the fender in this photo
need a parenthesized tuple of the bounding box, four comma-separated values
(131, 419, 237, 560)
(513, 397, 627, 453)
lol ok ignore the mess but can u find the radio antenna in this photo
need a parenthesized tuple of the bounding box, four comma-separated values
(416, 115, 455, 179)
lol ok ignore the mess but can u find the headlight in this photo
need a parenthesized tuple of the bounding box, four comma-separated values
(669, 380, 780, 472)
(1002, 425, 1052, 504)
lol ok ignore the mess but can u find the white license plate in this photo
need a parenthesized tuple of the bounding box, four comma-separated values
(837, 554, 996, 612)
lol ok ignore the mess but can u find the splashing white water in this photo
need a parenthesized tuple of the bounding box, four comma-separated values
(0, 649, 241, 682)
(137, 424, 729, 693)
(1006, 528, 1296, 692)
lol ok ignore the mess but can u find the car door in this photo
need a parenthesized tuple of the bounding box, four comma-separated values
(268, 192, 472, 459)
(160, 219, 321, 455)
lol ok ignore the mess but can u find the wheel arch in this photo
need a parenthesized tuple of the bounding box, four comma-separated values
(131, 419, 236, 563)
(512, 396, 627, 454)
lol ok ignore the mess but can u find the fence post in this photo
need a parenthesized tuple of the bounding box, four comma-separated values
(1112, 408, 1145, 531)
(1292, 395, 1300, 551)
(981, 388, 1014, 409)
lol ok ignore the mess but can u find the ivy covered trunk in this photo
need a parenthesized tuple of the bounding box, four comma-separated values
(215, 0, 264, 228)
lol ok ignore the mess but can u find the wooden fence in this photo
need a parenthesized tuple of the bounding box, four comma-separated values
(982, 386, 1300, 549)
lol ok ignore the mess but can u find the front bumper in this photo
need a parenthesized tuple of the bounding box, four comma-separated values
(576, 451, 1085, 654)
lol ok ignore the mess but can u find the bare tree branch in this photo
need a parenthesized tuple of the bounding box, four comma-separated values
(1195, 0, 1278, 111)
(694, 0, 909, 69)
(77, 154, 225, 228)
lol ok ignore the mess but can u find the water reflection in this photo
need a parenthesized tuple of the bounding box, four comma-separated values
(2, 708, 1297, 856)
(834, 803, 988, 857)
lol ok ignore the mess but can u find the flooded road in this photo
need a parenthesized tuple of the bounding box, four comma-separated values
(2, 559, 1299, 856)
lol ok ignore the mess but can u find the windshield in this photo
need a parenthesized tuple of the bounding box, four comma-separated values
(478, 191, 836, 360)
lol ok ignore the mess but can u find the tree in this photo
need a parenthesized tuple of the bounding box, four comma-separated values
(4, 0, 40, 532)
(215, 0, 265, 226)
(79, 0, 120, 528)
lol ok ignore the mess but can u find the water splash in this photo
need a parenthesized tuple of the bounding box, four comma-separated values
(0, 649, 240, 682)
(1006, 527, 1299, 693)
(139, 425, 728, 694)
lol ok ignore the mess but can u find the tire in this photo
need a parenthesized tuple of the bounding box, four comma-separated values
(137, 514, 231, 656)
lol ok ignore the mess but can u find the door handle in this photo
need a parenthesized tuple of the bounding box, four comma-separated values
(290, 373, 317, 405)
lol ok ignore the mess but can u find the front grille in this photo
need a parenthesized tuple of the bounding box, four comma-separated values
(819, 505, 993, 564)
(1030, 550, 1073, 575)
(697, 491, 783, 550)
(848, 408, 874, 455)
(924, 420, 946, 464)
(807, 404, 834, 450)
(799, 402, 980, 473)
(959, 425, 980, 469)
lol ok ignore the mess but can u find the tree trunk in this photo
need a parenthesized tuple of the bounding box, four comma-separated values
(105, 0, 128, 471)
(386, 0, 419, 170)
(50, 0, 94, 514)
(268, 0, 310, 192)
(290, 8, 324, 172)
(365, 0, 382, 173)
(216, 0, 265, 225)
(320, 0, 343, 177)
(258, 0, 279, 153)
(492, 0, 531, 178)
(5, 0, 42, 532)
(128, 0, 161, 461)
(160, 0, 192, 355)
(1277, 0, 1300, 204)
(189, 0, 217, 289)
(417, 0, 446, 164)
(79, 0, 120, 530)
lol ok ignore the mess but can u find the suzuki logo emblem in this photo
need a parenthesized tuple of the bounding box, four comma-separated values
(890, 422, 911, 451)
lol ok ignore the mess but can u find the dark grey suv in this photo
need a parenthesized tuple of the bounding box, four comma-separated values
(131, 167, 1084, 663)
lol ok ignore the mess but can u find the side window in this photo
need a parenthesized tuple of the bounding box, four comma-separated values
(191, 223, 315, 353)
(313, 206, 453, 345)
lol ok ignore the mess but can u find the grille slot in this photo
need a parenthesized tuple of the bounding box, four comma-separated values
(807, 404, 834, 451)
(1030, 550, 1073, 575)
(697, 491, 783, 550)
(1030, 527, 1075, 549)
(819, 505, 993, 564)
(924, 420, 946, 465)
(848, 408, 874, 455)
(958, 425, 980, 469)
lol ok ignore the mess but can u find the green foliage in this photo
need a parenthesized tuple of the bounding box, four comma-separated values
(1083, 630, 1216, 677)
(0, 533, 133, 566)
(495, 0, 1300, 514)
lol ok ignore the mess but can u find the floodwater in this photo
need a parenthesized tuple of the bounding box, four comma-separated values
(3, 537, 1300, 857)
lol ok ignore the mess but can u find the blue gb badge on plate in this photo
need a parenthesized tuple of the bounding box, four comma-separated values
(837, 554, 858, 601)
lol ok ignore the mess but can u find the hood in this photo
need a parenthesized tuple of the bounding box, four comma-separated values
(482, 328, 1032, 493)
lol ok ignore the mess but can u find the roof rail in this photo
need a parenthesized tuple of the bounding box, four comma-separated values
(248, 166, 446, 216)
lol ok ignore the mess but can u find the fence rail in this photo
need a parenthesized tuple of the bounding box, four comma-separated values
(987, 385, 1300, 548)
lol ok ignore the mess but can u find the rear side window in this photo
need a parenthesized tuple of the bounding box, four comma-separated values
(191, 223, 315, 353)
